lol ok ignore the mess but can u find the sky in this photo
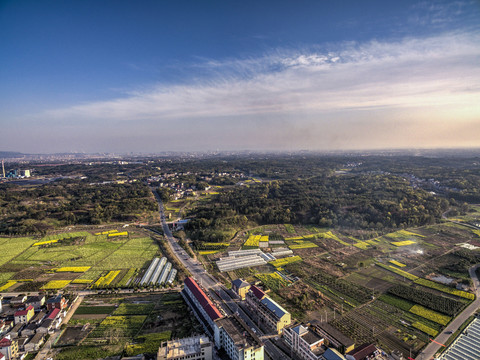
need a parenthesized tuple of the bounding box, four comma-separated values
(1, 0, 479, 153)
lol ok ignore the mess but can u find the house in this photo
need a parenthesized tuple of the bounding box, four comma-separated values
(21, 323, 37, 337)
(25, 295, 45, 310)
(346, 344, 381, 360)
(47, 308, 60, 320)
(14, 305, 34, 324)
(31, 311, 46, 325)
(16, 337, 28, 353)
(9, 296, 27, 308)
(284, 324, 325, 360)
(231, 279, 251, 300)
(37, 318, 53, 334)
(7, 324, 23, 339)
(46, 295, 67, 311)
(24, 332, 44, 352)
(0, 335, 18, 360)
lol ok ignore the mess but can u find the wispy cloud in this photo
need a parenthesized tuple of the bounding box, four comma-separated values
(45, 30, 480, 127)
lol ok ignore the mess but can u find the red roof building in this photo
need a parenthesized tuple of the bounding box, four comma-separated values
(47, 308, 60, 320)
(14, 306, 34, 324)
(249, 285, 266, 300)
(346, 343, 380, 360)
(184, 277, 223, 322)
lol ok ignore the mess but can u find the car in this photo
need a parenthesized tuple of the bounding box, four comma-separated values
(445, 330, 453, 334)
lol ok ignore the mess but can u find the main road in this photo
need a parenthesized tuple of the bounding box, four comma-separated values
(150, 188, 290, 360)
(416, 264, 480, 360)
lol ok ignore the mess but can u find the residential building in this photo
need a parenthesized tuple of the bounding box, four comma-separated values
(37, 318, 53, 334)
(231, 279, 251, 300)
(346, 343, 382, 360)
(25, 295, 45, 310)
(214, 314, 264, 360)
(20, 323, 37, 337)
(10, 296, 27, 308)
(322, 348, 347, 360)
(31, 311, 46, 325)
(245, 285, 291, 334)
(46, 295, 67, 311)
(284, 324, 324, 360)
(24, 333, 44, 352)
(311, 321, 355, 354)
(181, 277, 223, 337)
(0, 336, 18, 360)
(8, 324, 22, 339)
(14, 305, 34, 324)
(157, 335, 212, 360)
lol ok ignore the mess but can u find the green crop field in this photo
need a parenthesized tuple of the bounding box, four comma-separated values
(0, 232, 161, 291)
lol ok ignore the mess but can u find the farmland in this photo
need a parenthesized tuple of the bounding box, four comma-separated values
(0, 229, 172, 291)
(56, 292, 201, 359)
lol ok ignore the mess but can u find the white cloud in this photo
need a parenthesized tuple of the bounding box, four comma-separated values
(45, 31, 480, 126)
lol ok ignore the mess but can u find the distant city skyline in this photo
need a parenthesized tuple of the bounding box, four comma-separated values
(1, 0, 479, 153)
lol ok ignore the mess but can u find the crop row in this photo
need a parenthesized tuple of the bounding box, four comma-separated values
(409, 305, 451, 325)
(269, 256, 302, 267)
(414, 278, 475, 300)
(107, 231, 128, 238)
(255, 272, 289, 291)
(388, 284, 463, 316)
(244, 235, 261, 247)
(310, 271, 372, 304)
(55, 266, 91, 273)
(32, 239, 59, 246)
(289, 241, 318, 249)
(94, 270, 121, 288)
(412, 322, 438, 337)
(116, 268, 137, 287)
(42, 280, 72, 289)
(389, 260, 406, 267)
(196, 242, 229, 250)
(392, 240, 417, 246)
(376, 263, 419, 280)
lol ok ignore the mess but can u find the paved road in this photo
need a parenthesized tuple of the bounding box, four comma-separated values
(151, 188, 290, 360)
(416, 265, 480, 360)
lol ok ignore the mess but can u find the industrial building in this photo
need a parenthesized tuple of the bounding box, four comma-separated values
(157, 335, 212, 360)
(245, 285, 291, 334)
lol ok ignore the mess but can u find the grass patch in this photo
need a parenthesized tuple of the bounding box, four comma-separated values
(75, 306, 117, 315)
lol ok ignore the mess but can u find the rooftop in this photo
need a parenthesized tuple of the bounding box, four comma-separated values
(184, 277, 223, 321)
(323, 348, 347, 360)
(260, 297, 289, 319)
(302, 330, 323, 346)
(15, 305, 34, 316)
(215, 314, 263, 350)
(158, 335, 211, 358)
(311, 321, 355, 347)
(249, 285, 266, 300)
(346, 343, 378, 360)
(232, 278, 250, 289)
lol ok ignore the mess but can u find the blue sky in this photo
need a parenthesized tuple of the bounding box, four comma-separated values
(1, 0, 479, 153)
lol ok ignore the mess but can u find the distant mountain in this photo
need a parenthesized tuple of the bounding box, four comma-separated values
(0, 151, 25, 158)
